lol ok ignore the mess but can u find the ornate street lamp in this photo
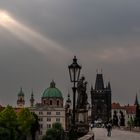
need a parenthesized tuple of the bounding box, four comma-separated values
(68, 56, 81, 133)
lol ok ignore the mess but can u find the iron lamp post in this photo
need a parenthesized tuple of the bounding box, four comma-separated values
(68, 56, 81, 133)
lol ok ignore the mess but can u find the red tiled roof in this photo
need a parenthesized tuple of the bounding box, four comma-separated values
(124, 105, 136, 114)
(112, 102, 124, 109)
(112, 102, 136, 114)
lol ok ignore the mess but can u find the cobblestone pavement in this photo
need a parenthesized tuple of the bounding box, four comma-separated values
(93, 128, 140, 140)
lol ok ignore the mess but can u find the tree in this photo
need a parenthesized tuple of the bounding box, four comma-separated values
(52, 122, 64, 140)
(45, 128, 57, 140)
(0, 127, 10, 140)
(119, 111, 125, 126)
(43, 122, 64, 140)
(42, 135, 54, 140)
(127, 117, 134, 131)
(30, 112, 40, 140)
(0, 105, 18, 140)
(135, 104, 140, 127)
(113, 110, 118, 126)
(17, 108, 35, 140)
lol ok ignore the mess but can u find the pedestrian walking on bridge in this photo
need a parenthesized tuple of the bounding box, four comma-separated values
(106, 123, 112, 137)
(90, 122, 93, 130)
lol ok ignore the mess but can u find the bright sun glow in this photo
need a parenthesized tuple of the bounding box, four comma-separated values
(0, 10, 71, 58)
(0, 11, 15, 25)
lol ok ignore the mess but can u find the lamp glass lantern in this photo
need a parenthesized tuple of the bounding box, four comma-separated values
(68, 56, 81, 83)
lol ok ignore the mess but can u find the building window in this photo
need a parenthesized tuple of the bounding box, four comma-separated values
(47, 117, 51, 122)
(47, 124, 51, 128)
(57, 100, 59, 106)
(47, 112, 51, 115)
(39, 117, 43, 121)
(39, 112, 43, 115)
(56, 112, 60, 115)
(43, 100, 46, 104)
(50, 100, 52, 105)
(56, 118, 60, 122)
(40, 124, 43, 129)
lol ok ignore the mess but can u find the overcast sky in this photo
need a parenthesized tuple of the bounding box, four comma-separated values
(0, 0, 140, 106)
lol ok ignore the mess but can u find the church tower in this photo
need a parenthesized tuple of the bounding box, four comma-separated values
(65, 93, 72, 131)
(30, 89, 35, 107)
(134, 94, 139, 105)
(17, 87, 25, 108)
(65, 93, 71, 108)
(91, 72, 111, 123)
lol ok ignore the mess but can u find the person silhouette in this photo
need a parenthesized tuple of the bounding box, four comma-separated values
(90, 123, 93, 130)
(106, 123, 112, 137)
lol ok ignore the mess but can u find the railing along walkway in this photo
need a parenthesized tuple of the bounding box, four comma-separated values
(78, 131, 94, 140)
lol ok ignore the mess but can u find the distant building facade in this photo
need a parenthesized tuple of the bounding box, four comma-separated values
(112, 102, 137, 127)
(28, 81, 65, 140)
(91, 73, 111, 123)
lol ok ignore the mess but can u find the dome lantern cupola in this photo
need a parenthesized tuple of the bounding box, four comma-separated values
(41, 81, 63, 107)
(50, 80, 55, 88)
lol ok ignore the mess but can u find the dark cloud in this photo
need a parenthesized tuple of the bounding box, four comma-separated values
(0, 0, 140, 106)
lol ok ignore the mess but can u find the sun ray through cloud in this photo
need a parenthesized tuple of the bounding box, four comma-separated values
(0, 10, 72, 58)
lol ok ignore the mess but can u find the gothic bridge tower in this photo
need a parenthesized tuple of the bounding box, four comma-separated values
(91, 72, 111, 123)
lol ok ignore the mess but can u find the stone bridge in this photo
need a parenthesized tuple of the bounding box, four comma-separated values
(78, 131, 94, 140)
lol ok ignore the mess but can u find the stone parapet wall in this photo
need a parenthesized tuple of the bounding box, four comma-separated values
(78, 131, 94, 140)
(117, 126, 140, 132)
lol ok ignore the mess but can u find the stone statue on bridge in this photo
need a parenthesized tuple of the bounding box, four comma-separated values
(76, 76, 88, 109)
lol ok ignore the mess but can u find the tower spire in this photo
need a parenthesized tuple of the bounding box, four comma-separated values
(134, 94, 139, 105)
(67, 92, 71, 104)
(107, 82, 111, 90)
(91, 85, 93, 91)
(95, 73, 104, 90)
(65, 91, 71, 108)
(17, 87, 25, 108)
(30, 89, 35, 107)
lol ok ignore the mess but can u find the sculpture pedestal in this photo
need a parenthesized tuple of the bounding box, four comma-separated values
(76, 109, 89, 137)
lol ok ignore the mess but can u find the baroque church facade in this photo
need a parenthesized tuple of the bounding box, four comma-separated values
(91, 73, 112, 123)
(16, 81, 66, 140)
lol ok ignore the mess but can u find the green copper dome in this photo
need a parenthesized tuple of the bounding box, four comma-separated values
(42, 81, 63, 98)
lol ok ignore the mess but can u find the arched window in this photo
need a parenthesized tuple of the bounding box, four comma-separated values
(43, 100, 46, 104)
(50, 100, 52, 105)
(57, 100, 59, 106)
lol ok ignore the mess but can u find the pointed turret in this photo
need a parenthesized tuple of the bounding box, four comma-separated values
(95, 73, 104, 90)
(17, 87, 25, 108)
(30, 89, 35, 107)
(91, 85, 93, 91)
(107, 82, 111, 90)
(65, 93, 71, 108)
(67, 93, 71, 104)
(134, 94, 139, 105)
(50, 80, 55, 88)
(65, 92, 71, 109)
